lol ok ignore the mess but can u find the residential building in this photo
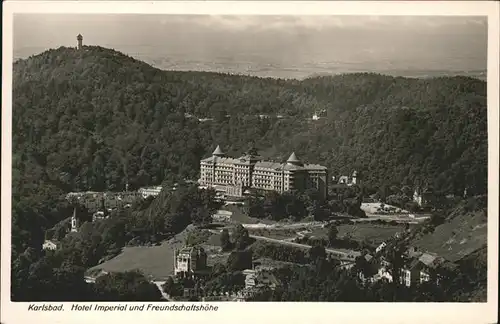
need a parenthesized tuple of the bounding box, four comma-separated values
(212, 209, 232, 222)
(42, 240, 58, 251)
(336, 170, 358, 186)
(413, 187, 434, 207)
(92, 211, 108, 222)
(375, 257, 393, 282)
(401, 258, 423, 287)
(417, 252, 444, 284)
(375, 242, 387, 254)
(173, 246, 208, 277)
(66, 190, 140, 212)
(138, 186, 163, 199)
(242, 269, 280, 290)
(401, 252, 445, 287)
(242, 269, 257, 289)
(199, 145, 328, 199)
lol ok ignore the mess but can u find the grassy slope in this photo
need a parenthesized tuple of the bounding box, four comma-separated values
(89, 226, 226, 280)
(411, 208, 487, 262)
(308, 224, 403, 245)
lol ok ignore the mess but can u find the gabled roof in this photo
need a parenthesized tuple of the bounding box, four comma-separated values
(408, 258, 422, 270)
(419, 252, 441, 268)
(256, 272, 281, 286)
(212, 145, 225, 156)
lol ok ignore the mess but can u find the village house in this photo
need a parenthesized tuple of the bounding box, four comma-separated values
(84, 269, 109, 283)
(334, 170, 358, 186)
(138, 186, 163, 199)
(66, 189, 141, 213)
(212, 209, 232, 223)
(400, 252, 449, 287)
(413, 186, 434, 207)
(42, 240, 58, 251)
(237, 268, 281, 301)
(375, 242, 387, 254)
(173, 246, 208, 277)
(373, 256, 394, 282)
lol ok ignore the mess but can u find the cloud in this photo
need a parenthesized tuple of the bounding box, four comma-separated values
(186, 15, 487, 31)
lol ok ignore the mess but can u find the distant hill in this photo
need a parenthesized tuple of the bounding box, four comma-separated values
(14, 46, 487, 81)
(12, 45, 487, 232)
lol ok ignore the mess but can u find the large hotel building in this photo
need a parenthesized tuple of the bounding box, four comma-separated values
(199, 145, 328, 199)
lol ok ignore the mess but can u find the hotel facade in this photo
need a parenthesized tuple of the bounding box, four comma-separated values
(199, 145, 328, 199)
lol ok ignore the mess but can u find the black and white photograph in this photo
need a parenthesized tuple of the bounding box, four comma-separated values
(1, 1, 499, 324)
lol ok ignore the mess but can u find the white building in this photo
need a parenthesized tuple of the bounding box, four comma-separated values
(138, 186, 163, 199)
(70, 208, 80, 233)
(42, 240, 58, 250)
(375, 242, 387, 254)
(173, 246, 208, 277)
(199, 145, 328, 199)
(212, 210, 232, 222)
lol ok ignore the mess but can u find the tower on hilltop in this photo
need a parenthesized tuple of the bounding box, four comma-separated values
(77, 34, 83, 50)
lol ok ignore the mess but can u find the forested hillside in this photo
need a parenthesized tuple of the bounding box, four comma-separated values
(12, 45, 487, 249)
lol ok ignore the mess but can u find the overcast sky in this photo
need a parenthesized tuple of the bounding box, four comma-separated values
(13, 15, 488, 74)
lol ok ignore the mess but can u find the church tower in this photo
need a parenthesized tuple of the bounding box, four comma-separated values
(351, 170, 358, 185)
(70, 207, 79, 232)
(77, 34, 83, 50)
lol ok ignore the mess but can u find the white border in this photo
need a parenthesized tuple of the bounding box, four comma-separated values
(2, 2, 499, 324)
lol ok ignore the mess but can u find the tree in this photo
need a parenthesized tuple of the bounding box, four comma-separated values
(93, 271, 163, 301)
(327, 224, 339, 246)
(226, 251, 253, 271)
(308, 244, 327, 264)
(232, 224, 251, 250)
(220, 229, 232, 251)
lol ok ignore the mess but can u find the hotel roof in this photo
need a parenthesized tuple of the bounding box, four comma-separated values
(212, 145, 225, 156)
(201, 147, 326, 171)
(287, 152, 300, 163)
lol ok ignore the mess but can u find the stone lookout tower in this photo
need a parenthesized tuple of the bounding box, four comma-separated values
(77, 34, 83, 50)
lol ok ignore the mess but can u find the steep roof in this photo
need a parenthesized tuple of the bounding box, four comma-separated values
(419, 252, 441, 268)
(408, 258, 422, 270)
(212, 145, 225, 156)
(255, 161, 283, 170)
(287, 152, 300, 163)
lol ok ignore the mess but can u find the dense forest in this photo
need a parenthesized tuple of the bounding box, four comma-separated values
(10, 45, 488, 300)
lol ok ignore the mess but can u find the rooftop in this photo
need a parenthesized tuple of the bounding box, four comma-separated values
(287, 152, 300, 164)
(177, 246, 206, 255)
(212, 145, 225, 156)
(418, 252, 441, 268)
(201, 151, 326, 172)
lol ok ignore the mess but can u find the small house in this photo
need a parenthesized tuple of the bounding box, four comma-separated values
(413, 187, 434, 207)
(42, 240, 58, 251)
